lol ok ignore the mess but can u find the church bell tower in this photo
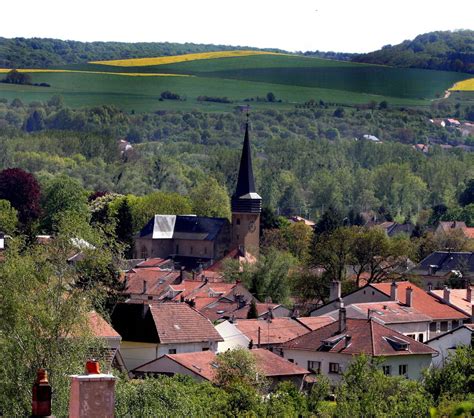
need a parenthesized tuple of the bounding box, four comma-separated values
(231, 121, 262, 256)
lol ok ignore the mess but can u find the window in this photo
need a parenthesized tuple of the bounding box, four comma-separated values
(329, 363, 340, 374)
(168, 349, 177, 354)
(202, 347, 209, 351)
(236, 218, 240, 225)
(382, 365, 391, 375)
(418, 334, 424, 342)
(407, 334, 416, 340)
(399, 364, 408, 376)
(429, 322, 437, 332)
(440, 321, 448, 332)
(287, 359, 294, 363)
(148, 296, 153, 301)
(308, 361, 321, 374)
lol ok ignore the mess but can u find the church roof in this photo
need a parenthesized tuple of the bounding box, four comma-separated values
(232, 123, 261, 213)
(139, 215, 229, 241)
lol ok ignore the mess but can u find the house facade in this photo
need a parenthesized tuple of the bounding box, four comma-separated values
(426, 324, 474, 367)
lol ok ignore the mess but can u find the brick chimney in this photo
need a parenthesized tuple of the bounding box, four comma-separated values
(405, 286, 413, 307)
(443, 286, 451, 304)
(390, 281, 398, 301)
(32, 369, 51, 417)
(466, 286, 472, 303)
(69, 360, 116, 418)
(338, 299, 346, 334)
(330, 280, 341, 301)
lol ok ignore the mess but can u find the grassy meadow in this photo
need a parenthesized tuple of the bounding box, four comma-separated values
(0, 52, 471, 111)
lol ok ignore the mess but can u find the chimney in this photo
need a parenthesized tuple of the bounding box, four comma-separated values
(390, 281, 398, 301)
(344, 334, 352, 348)
(69, 361, 116, 418)
(143, 280, 147, 294)
(467, 286, 472, 303)
(179, 267, 185, 284)
(330, 280, 341, 301)
(338, 299, 346, 334)
(32, 369, 52, 417)
(471, 304, 474, 324)
(406, 287, 413, 307)
(443, 286, 451, 304)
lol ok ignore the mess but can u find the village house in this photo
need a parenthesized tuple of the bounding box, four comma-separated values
(435, 221, 474, 241)
(132, 348, 309, 390)
(310, 281, 469, 339)
(426, 323, 474, 367)
(428, 285, 473, 317)
(408, 251, 474, 290)
(133, 122, 262, 267)
(282, 304, 437, 383)
(111, 302, 223, 371)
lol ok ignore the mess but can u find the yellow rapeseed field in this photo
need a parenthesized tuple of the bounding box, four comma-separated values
(0, 69, 191, 77)
(449, 78, 474, 91)
(89, 50, 284, 67)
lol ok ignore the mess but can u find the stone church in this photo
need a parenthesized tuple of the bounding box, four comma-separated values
(134, 122, 262, 267)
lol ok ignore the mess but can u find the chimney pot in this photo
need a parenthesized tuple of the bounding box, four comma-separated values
(443, 286, 451, 304)
(32, 369, 52, 417)
(86, 360, 101, 375)
(390, 281, 398, 301)
(405, 286, 413, 307)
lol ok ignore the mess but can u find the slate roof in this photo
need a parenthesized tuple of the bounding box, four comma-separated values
(111, 302, 223, 344)
(133, 348, 308, 379)
(234, 318, 310, 345)
(371, 281, 467, 320)
(282, 318, 436, 357)
(410, 251, 474, 276)
(139, 215, 229, 241)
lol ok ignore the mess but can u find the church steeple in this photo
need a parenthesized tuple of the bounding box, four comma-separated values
(232, 122, 262, 213)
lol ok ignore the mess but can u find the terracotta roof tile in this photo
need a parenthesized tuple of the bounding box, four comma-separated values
(296, 316, 335, 331)
(430, 288, 473, 316)
(150, 303, 223, 344)
(371, 281, 467, 320)
(124, 268, 180, 296)
(282, 318, 436, 357)
(134, 348, 308, 379)
(87, 311, 121, 339)
(235, 318, 310, 345)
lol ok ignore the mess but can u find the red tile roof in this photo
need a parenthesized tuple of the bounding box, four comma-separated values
(235, 318, 310, 345)
(371, 281, 467, 320)
(135, 258, 172, 268)
(149, 303, 223, 344)
(347, 302, 432, 323)
(233, 303, 282, 319)
(296, 316, 335, 331)
(134, 348, 308, 379)
(124, 268, 181, 296)
(282, 318, 436, 357)
(87, 311, 121, 339)
(430, 288, 473, 316)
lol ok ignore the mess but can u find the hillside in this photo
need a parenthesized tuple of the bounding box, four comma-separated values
(352, 30, 474, 73)
(0, 37, 285, 68)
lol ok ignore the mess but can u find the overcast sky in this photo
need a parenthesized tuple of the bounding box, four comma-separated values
(2, 0, 473, 53)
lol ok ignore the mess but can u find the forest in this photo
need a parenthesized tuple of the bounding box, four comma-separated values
(353, 30, 474, 74)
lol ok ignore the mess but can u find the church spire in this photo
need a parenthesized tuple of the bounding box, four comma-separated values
(232, 121, 261, 213)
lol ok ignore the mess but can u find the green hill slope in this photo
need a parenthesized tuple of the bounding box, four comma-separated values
(352, 30, 474, 73)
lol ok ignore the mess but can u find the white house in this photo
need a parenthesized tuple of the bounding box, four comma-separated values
(427, 324, 474, 367)
(282, 304, 437, 383)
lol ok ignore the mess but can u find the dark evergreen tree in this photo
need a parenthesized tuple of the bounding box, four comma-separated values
(314, 207, 343, 235)
(459, 179, 474, 207)
(247, 300, 259, 319)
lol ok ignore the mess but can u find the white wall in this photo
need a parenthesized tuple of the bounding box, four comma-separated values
(387, 321, 430, 343)
(281, 348, 432, 383)
(427, 327, 473, 367)
(215, 321, 250, 353)
(120, 340, 218, 371)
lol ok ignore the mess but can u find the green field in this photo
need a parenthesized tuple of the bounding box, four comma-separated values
(1, 53, 471, 111)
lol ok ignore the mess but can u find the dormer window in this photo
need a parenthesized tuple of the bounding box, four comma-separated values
(321, 334, 345, 350)
(385, 336, 410, 351)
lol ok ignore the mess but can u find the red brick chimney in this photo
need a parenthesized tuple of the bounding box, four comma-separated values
(443, 286, 451, 304)
(68, 360, 116, 418)
(32, 369, 52, 417)
(406, 286, 413, 307)
(390, 281, 398, 301)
